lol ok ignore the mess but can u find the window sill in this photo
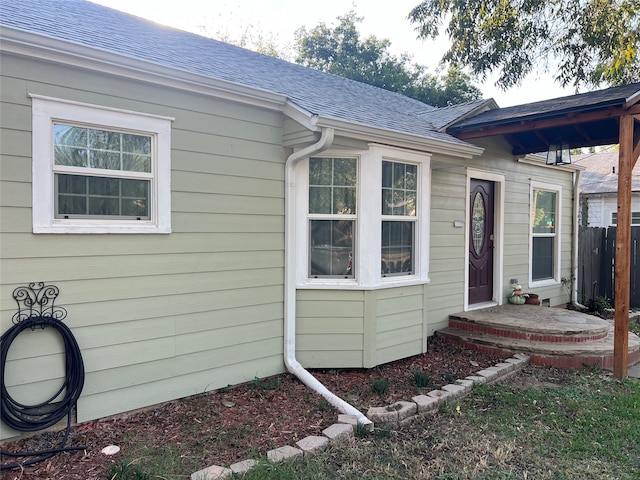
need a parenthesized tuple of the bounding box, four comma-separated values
(34, 222, 171, 234)
(530, 278, 560, 288)
(297, 276, 430, 290)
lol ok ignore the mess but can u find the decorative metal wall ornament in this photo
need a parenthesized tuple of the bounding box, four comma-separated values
(11, 281, 67, 325)
(2, 282, 86, 470)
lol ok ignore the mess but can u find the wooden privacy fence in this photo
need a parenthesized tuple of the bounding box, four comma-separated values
(578, 226, 640, 308)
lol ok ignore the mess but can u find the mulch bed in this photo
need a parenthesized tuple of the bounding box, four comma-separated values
(0, 335, 511, 479)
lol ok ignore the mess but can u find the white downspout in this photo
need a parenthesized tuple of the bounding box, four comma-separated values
(572, 169, 583, 306)
(284, 127, 373, 429)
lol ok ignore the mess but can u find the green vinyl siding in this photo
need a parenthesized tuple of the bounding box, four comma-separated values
(296, 290, 365, 368)
(426, 164, 468, 333)
(375, 286, 425, 365)
(296, 286, 428, 368)
(0, 52, 289, 438)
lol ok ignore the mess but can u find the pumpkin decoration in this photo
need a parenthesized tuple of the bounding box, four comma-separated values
(508, 293, 526, 304)
(508, 284, 527, 304)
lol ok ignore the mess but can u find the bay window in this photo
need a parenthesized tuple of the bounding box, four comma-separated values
(300, 145, 430, 288)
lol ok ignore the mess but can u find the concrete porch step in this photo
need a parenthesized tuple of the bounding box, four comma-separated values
(449, 304, 611, 337)
(448, 317, 609, 343)
(437, 327, 640, 369)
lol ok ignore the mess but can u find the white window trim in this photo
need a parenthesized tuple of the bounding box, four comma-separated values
(295, 144, 431, 289)
(529, 180, 562, 287)
(31, 94, 173, 234)
(611, 211, 640, 225)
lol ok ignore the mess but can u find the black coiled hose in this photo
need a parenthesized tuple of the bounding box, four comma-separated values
(0, 316, 86, 470)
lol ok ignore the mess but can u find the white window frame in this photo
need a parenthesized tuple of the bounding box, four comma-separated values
(295, 144, 431, 289)
(611, 211, 640, 225)
(307, 156, 358, 279)
(31, 95, 173, 234)
(529, 181, 562, 287)
(380, 160, 418, 278)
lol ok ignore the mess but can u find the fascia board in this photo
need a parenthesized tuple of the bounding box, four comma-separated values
(438, 99, 500, 132)
(282, 101, 316, 127)
(517, 154, 585, 172)
(625, 89, 640, 108)
(1, 27, 288, 112)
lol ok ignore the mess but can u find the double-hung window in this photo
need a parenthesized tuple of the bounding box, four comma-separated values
(308, 157, 357, 278)
(54, 124, 152, 219)
(381, 161, 417, 276)
(530, 182, 561, 284)
(31, 95, 172, 234)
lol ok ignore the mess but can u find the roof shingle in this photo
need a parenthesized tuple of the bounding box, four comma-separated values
(1, 0, 473, 147)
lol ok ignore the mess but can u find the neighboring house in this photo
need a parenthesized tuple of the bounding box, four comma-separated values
(574, 151, 640, 227)
(0, 0, 590, 439)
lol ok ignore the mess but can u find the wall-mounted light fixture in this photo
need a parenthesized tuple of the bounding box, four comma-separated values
(546, 142, 571, 166)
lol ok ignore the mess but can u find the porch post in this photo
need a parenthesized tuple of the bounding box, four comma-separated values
(613, 113, 637, 379)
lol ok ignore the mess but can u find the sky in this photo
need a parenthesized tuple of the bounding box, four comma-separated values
(91, 0, 573, 107)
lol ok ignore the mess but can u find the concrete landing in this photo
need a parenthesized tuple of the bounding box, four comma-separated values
(440, 304, 640, 370)
(450, 304, 611, 335)
(628, 364, 640, 378)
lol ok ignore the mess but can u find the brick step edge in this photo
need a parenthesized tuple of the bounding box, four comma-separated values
(448, 319, 609, 343)
(438, 327, 640, 355)
(438, 330, 640, 370)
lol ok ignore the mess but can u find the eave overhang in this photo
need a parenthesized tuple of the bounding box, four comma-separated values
(447, 83, 640, 156)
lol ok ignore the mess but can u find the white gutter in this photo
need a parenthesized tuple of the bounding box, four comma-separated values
(284, 127, 373, 430)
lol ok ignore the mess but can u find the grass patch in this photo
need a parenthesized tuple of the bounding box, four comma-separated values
(371, 377, 390, 394)
(412, 369, 432, 388)
(630, 318, 640, 336)
(233, 368, 640, 479)
(250, 376, 282, 391)
(106, 458, 150, 480)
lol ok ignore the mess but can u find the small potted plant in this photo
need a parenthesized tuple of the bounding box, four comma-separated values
(525, 293, 540, 305)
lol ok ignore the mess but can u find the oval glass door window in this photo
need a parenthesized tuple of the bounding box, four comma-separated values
(472, 192, 485, 254)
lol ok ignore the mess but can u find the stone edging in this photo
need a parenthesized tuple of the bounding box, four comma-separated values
(367, 353, 529, 425)
(191, 353, 530, 479)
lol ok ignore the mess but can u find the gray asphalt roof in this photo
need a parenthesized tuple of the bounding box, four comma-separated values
(574, 152, 640, 194)
(450, 82, 640, 129)
(1, 0, 474, 148)
(425, 99, 496, 130)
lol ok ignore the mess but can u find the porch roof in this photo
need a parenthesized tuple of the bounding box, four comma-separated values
(447, 81, 640, 379)
(447, 83, 640, 156)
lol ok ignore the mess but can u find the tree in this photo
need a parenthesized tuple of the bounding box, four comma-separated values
(408, 0, 640, 90)
(198, 22, 290, 59)
(294, 12, 482, 107)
